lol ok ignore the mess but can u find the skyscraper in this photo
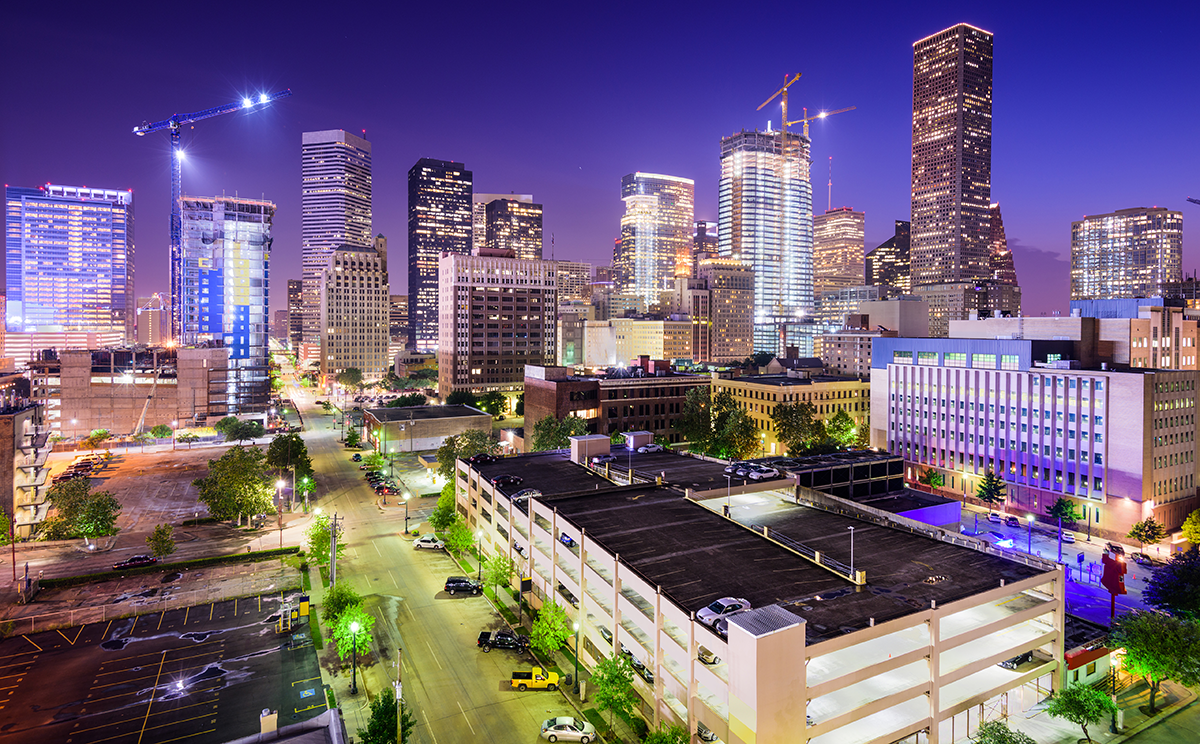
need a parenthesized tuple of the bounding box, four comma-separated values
(865, 220, 911, 292)
(696, 256, 755, 364)
(408, 158, 473, 352)
(813, 207, 865, 294)
(718, 129, 813, 352)
(486, 198, 543, 260)
(989, 203, 1018, 286)
(5, 184, 135, 342)
(1071, 207, 1183, 300)
(320, 243, 389, 382)
(615, 173, 694, 307)
(555, 261, 592, 302)
(301, 130, 372, 343)
(473, 193, 533, 253)
(287, 279, 303, 349)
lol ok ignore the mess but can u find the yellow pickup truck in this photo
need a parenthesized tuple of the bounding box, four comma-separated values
(511, 667, 559, 691)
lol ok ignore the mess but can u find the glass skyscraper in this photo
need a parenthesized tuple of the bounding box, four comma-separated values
(5, 184, 134, 341)
(408, 158, 473, 352)
(615, 173, 695, 307)
(718, 129, 813, 352)
(1071, 207, 1183, 300)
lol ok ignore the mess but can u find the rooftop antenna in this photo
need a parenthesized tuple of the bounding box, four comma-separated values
(551, 232, 555, 261)
(827, 156, 833, 213)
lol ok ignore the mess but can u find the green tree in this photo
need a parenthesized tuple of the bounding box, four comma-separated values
(1144, 546, 1200, 617)
(435, 429, 498, 480)
(825, 409, 857, 448)
(1183, 509, 1200, 545)
(483, 554, 516, 592)
(333, 602, 375, 662)
(345, 427, 361, 448)
(478, 390, 506, 417)
(321, 581, 361, 625)
(1045, 682, 1117, 743)
(213, 416, 239, 437)
(515, 392, 524, 416)
(228, 419, 266, 442)
(266, 433, 311, 477)
(44, 478, 121, 541)
(1048, 497, 1080, 563)
(771, 401, 815, 454)
(918, 468, 945, 489)
(429, 482, 459, 531)
(74, 491, 122, 539)
(306, 512, 346, 568)
(853, 424, 871, 450)
(355, 686, 416, 744)
(975, 470, 1006, 510)
(386, 393, 427, 407)
(146, 523, 176, 558)
(974, 720, 1036, 744)
(591, 652, 636, 728)
(176, 432, 200, 448)
(192, 446, 275, 525)
(677, 386, 713, 451)
(443, 517, 475, 555)
(149, 424, 173, 439)
(362, 452, 385, 471)
(1128, 517, 1169, 553)
(529, 600, 572, 657)
(709, 388, 759, 460)
(1110, 610, 1200, 713)
(336, 367, 364, 391)
(530, 415, 588, 452)
(446, 390, 478, 406)
(83, 429, 111, 450)
(750, 351, 774, 368)
(610, 430, 625, 444)
(643, 724, 689, 744)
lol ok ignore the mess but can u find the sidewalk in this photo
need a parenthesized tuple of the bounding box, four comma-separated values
(1011, 678, 1195, 743)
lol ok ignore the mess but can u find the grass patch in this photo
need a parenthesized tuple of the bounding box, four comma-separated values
(41, 547, 300, 589)
(308, 615, 324, 650)
(325, 686, 337, 710)
(300, 566, 312, 592)
(318, 565, 330, 588)
(419, 492, 440, 499)
(616, 709, 649, 740)
(582, 708, 613, 741)
(181, 517, 219, 526)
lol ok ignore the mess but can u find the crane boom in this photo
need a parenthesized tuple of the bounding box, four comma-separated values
(789, 106, 856, 138)
(132, 89, 292, 136)
(1188, 197, 1200, 206)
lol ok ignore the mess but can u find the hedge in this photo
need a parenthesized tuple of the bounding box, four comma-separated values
(41, 546, 301, 589)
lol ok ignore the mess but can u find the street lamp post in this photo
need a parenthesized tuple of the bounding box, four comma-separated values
(1027, 514, 1035, 554)
(71, 418, 77, 442)
(275, 479, 287, 549)
(171, 420, 178, 451)
(403, 492, 411, 534)
(572, 622, 581, 695)
(724, 474, 733, 518)
(848, 526, 855, 579)
(476, 530, 484, 581)
(349, 620, 360, 695)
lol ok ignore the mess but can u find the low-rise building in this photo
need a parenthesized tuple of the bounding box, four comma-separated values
(816, 329, 895, 377)
(363, 405, 491, 454)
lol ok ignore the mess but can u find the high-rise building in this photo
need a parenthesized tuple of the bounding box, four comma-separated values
(696, 256, 755, 364)
(911, 23, 993, 287)
(1070, 207, 1183, 301)
(301, 130, 372, 343)
(486, 198, 543, 260)
(865, 220, 911, 293)
(718, 129, 813, 352)
(989, 203, 1018, 285)
(408, 158, 473, 352)
(813, 207, 866, 294)
(272, 309, 289, 341)
(389, 294, 408, 341)
(320, 243, 389, 382)
(473, 193, 532, 253)
(556, 261, 592, 302)
(437, 250, 556, 399)
(287, 279, 304, 349)
(5, 184, 135, 342)
(179, 195, 274, 412)
(615, 173, 695, 307)
(135, 295, 167, 346)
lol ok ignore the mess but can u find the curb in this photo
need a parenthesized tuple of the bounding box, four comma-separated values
(1109, 682, 1198, 742)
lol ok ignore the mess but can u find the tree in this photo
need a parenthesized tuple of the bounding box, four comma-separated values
(333, 602, 375, 661)
(1045, 682, 1117, 742)
(750, 351, 774, 368)
(266, 433, 311, 477)
(177, 432, 200, 448)
(643, 725, 689, 744)
(446, 390, 478, 407)
(483, 554, 516, 593)
(306, 512, 346, 568)
(362, 452, 385, 472)
(321, 581, 361, 625)
(677, 386, 713, 451)
(591, 652, 636, 728)
(386, 393, 426, 408)
(429, 482, 458, 532)
(1144, 546, 1200, 617)
(355, 687, 416, 744)
(1128, 517, 1168, 553)
(975, 470, 1006, 510)
(515, 393, 524, 416)
(974, 720, 1036, 744)
(213, 416, 239, 437)
(228, 419, 266, 442)
(44, 478, 121, 541)
(478, 390, 506, 417)
(345, 427, 361, 448)
(83, 429, 111, 450)
(336, 368, 364, 391)
(530, 415, 588, 452)
(1048, 497, 1081, 563)
(717, 406, 759, 460)
(192, 446, 275, 525)
(146, 523, 176, 559)
(149, 424, 173, 439)
(435, 429, 498, 480)
(1110, 610, 1200, 714)
(529, 600, 572, 657)
(74, 490, 122, 539)
(918, 468, 944, 489)
(1183, 509, 1200, 545)
(443, 517, 475, 555)
(853, 424, 871, 450)
(825, 409, 857, 448)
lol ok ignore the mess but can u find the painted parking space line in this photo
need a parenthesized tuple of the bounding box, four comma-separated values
(21, 636, 41, 652)
(57, 626, 86, 645)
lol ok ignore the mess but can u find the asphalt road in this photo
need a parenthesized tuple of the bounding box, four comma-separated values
(0, 595, 321, 744)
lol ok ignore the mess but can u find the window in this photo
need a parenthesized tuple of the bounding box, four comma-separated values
(972, 353, 997, 369)
(1001, 354, 1020, 370)
(945, 352, 967, 367)
(918, 351, 938, 366)
(893, 350, 913, 364)
(1087, 661, 1097, 676)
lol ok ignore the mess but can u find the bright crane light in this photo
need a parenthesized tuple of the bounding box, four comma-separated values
(176, 150, 186, 161)
(242, 97, 253, 108)
(259, 93, 269, 104)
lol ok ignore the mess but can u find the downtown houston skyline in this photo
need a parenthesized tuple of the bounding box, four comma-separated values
(2, 2, 1197, 320)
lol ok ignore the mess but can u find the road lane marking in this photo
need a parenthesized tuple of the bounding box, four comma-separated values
(130, 615, 138, 635)
(209, 603, 214, 621)
(422, 710, 440, 744)
(292, 676, 322, 686)
(136, 651, 167, 744)
(424, 640, 442, 669)
(456, 701, 476, 735)
(157, 612, 165, 631)
(184, 606, 190, 625)
(21, 636, 41, 652)
(388, 570, 397, 588)
(373, 540, 383, 557)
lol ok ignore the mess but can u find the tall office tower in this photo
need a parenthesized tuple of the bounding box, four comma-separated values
(595, 265, 615, 284)
(1071, 207, 1183, 301)
(988, 203, 1018, 285)
(437, 250, 557, 399)
(179, 196, 274, 412)
(473, 193, 533, 252)
(287, 279, 304, 349)
(718, 129, 814, 352)
(408, 158, 473, 352)
(692, 220, 719, 273)
(865, 221, 912, 292)
(486, 198, 544, 260)
(5, 185, 135, 342)
(697, 256, 755, 364)
(135, 295, 167, 345)
(556, 261, 592, 302)
(615, 173, 695, 307)
(666, 276, 712, 362)
(813, 207, 866, 294)
(272, 309, 289, 340)
(389, 294, 408, 340)
(301, 130, 372, 344)
(320, 243, 389, 382)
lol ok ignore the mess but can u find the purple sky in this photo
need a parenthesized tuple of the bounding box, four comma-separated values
(3, 2, 1197, 318)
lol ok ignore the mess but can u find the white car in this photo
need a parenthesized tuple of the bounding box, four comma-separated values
(1059, 530, 1076, 544)
(747, 465, 779, 481)
(697, 596, 751, 626)
(637, 443, 664, 453)
(541, 716, 597, 742)
(591, 454, 615, 465)
(412, 534, 444, 550)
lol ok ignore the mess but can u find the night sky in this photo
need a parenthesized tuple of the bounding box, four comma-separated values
(3, 1, 1197, 318)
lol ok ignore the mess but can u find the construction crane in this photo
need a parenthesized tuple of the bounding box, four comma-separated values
(132, 90, 292, 338)
(1188, 197, 1200, 206)
(757, 73, 802, 153)
(791, 106, 856, 138)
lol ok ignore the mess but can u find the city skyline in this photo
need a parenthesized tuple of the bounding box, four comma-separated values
(2, 4, 1197, 321)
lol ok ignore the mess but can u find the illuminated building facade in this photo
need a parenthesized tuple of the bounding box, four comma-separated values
(615, 173, 695, 307)
(866, 220, 911, 293)
(813, 206, 865, 294)
(696, 256, 755, 363)
(555, 261, 592, 302)
(320, 243, 389, 382)
(473, 193, 532, 252)
(287, 279, 303, 349)
(5, 184, 134, 342)
(301, 130, 372, 343)
(989, 203, 1018, 285)
(718, 129, 813, 352)
(408, 158, 473, 352)
(179, 195, 274, 412)
(1070, 207, 1183, 301)
(486, 198, 543, 260)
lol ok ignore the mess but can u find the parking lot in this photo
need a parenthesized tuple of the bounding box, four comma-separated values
(0, 594, 321, 744)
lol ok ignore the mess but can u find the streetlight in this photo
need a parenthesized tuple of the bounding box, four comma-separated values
(349, 620, 361, 695)
(572, 622, 581, 695)
(276, 479, 286, 549)
(171, 420, 178, 451)
(724, 473, 733, 518)
(1027, 514, 1035, 554)
(476, 530, 484, 580)
(71, 418, 77, 441)
(848, 526, 855, 580)
(403, 492, 412, 534)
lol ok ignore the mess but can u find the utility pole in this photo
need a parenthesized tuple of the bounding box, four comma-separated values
(329, 513, 341, 587)
(395, 647, 404, 743)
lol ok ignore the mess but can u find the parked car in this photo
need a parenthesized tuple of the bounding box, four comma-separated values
(747, 465, 779, 481)
(512, 667, 559, 691)
(113, 555, 158, 571)
(512, 541, 527, 558)
(713, 609, 751, 639)
(1131, 552, 1156, 566)
(1004, 516, 1021, 528)
(734, 464, 755, 477)
(597, 626, 613, 645)
(1105, 542, 1126, 555)
(444, 576, 482, 595)
(724, 461, 748, 475)
(490, 474, 523, 488)
(466, 453, 499, 466)
(636, 443, 663, 453)
(477, 629, 530, 652)
(590, 454, 615, 465)
(998, 651, 1033, 669)
(359, 464, 373, 470)
(1059, 530, 1076, 544)
(557, 582, 580, 608)
(350, 454, 362, 462)
(697, 596, 751, 627)
(559, 533, 577, 548)
(987, 512, 1003, 523)
(697, 722, 718, 742)
(540, 717, 595, 742)
(697, 646, 720, 665)
(413, 534, 444, 550)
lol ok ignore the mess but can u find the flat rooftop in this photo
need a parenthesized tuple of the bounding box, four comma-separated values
(365, 404, 488, 422)
(474, 451, 614, 495)
(721, 374, 863, 387)
(848, 488, 954, 514)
